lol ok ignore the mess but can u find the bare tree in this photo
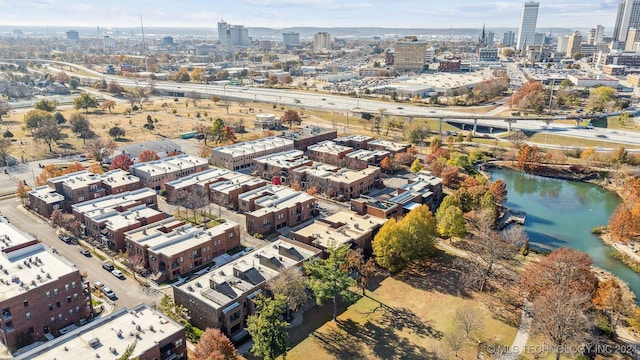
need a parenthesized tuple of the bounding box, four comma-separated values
(445, 328, 466, 358)
(454, 307, 484, 339)
(267, 267, 309, 319)
(85, 137, 117, 164)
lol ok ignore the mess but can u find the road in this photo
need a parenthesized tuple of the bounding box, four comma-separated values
(0, 197, 161, 311)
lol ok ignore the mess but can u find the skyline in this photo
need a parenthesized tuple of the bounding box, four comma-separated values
(0, 0, 622, 31)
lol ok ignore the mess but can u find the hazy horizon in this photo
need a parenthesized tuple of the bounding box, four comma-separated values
(0, 0, 620, 30)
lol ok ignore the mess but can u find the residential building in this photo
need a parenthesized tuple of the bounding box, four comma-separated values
(254, 113, 281, 130)
(207, 173, 267, 210)
(210, 137, 294, 171)
(47, 171, 106, 212)
(614, 0, 640, 43)
(112, 139, 182, 163)
(97, 169, 141, 195)
(125, 218, 240, 281)
(173, 238, 320, 340)
(557, 35, 569, 53)
(626, 28, 640, 50)
(627, 73, 640, 86)
(0, 218, 90, 350)
(394, 37, 429, 73)
(516, 1, 539, 51)
(290, 210, 386, 251)
(566, 75, 619, 88)
(604, 65, 626, 75)
(410, 171, 444, 207)
(129, 155, 209, 190)
(291, 163, 381, 201)
(503, 31, 516, 47)
(345, 149, 390, 170)
(567, 31, 583, 58)
(278, 126, 337, 151)
(82, 204, 166, 251)
(307, 141, 354, 167)
(283, 31, 300, 50)
(239, 185, 316, 235)
(252, 150, 313, 184)
(367, 139, 410, 155)
(218, 21, 250, 47)
(27, 186, 64, 219)
(333, 134, 373, 150)
(478, 48, 499, 61)
(313, 32, 332, 53)
(14, 304, 186, 360)
(350, 196, 400, 219)
(165, 168, 233, 204)
(594, 25, 605, 44)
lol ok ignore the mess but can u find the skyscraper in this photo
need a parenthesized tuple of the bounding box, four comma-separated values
(613, 0, 640, 43)
(567, 31, 583, 58)
(503, 31, 516, 47)
(313, 32, 332, 53)
(217, 20, 249, 47)
(283, 31, 300, 50)
(516, 1, 539, 51)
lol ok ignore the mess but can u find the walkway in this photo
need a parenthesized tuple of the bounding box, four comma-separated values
(498, 301, 532, 360)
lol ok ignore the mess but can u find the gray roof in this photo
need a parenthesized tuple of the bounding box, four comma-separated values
(113, 139, 182, 160)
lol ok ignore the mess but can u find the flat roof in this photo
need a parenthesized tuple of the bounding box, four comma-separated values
(15, 304, 184, 360)
(345, 149, 389, 161)
(240, 185, 315, 217)
(208, 173, 265, 195)
(212, 137, 294, 157)
(175, 238, 319, 310)
(253, 150, 310, 168)
(130, 154, 209, 176)
(165, 168, 232, 190)
(48, 170, 102, 190)
(308, 141, 353, 155)
(334, 134, 373, 143)
(72, 188, 156, 215)
(28, 185, 64, 204)
(103, 206, 165, 232)
(278, 126, 336, 140)
(0, 225, 77, 299)
(97, 169, 140, 188)
(368, 139, 409, 152)
(293, 163, 379, 184)
(293, 210, 386, 249)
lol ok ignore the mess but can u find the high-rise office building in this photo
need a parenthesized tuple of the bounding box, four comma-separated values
(567, 31, 583, 58)
(313, 32, 332, 53)
(503, 31, 516, 47)
(594, 25, 605, 44)
(66, 30, 79, 41)
(516, 1, 539, 51)
(613, 0, 640, 43)
(217, 20, 249, 47)
(394, 37, 429, 73)
(283, 31, 300, 50)
(625, 28, 640, 50)
(557, 35, 569, 53)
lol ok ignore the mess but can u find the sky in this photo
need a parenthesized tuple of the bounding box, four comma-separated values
(0, 0, 622, 30)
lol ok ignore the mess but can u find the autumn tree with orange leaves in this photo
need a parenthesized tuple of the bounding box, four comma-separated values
(608, 177, 640, 242)
(36, 162, 86, 186)
(138, 149, 160, 163)
(512, 80, 546, 113)
(516, 144, 542, 173)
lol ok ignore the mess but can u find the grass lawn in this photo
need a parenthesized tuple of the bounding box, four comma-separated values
(600, 115, 640, 131)
(527, 133, 640, 149)
(285, 254, 519, 360)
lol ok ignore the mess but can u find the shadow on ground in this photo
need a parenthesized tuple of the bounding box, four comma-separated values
(395, 249, 470, 298)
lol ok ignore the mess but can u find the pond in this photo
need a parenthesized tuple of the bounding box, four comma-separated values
(488, 167, 640, 302)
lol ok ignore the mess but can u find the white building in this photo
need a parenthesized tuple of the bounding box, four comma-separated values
(614, 0, 640, 43)
(314, 32, 332, 53)
(210, 137, 295, 170)
(517, 1, 540, 50)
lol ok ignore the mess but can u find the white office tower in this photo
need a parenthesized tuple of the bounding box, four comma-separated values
(503, 31, 516, 47)
(314, 32, 332, 53)
(594, 25, 605, 44)
(557, 35, 569, 53)
(614, 0, 640, 43)
(516, 1, 540, 51)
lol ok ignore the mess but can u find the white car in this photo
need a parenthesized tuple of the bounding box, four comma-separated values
(111, 269, 125, 279)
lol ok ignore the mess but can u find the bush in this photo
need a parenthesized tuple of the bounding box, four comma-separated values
(159, 189, 167, 196)
(171, 109, 177, 114)
(132, 105, 139, 112)
(3, 130, 13, 138)
(591, 226, 605, 234)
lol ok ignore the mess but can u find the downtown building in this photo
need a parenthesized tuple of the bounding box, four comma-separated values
(516, 1, 539, 51)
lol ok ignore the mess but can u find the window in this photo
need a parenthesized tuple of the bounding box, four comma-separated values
(46, 291, 51, 298)
(54, 288, 59, 296)
(175, 339, 183, 348)
(58, 314, 63, 321)
(78, 196, 84, 202)
(48, 304, 53, 311)
(73, 293, 78, 301)
(2, 308, 11, 320)
(56, 301, 61, 308)
(23, 300, 29, 307)
(277, 213, 284, 219)
(65, 284, 70, 291)
(67, 296, 72, 303)
(229, 232, 235, 238)
(25, 312, 31, 320)
(50, 316, 55, 323)
(5, 321, 14, 333)
(75, 306, 80, 313)
(71, 281, 76, 289)
(69, 309, 74, 316)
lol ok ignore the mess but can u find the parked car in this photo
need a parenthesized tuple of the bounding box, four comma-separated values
(80, 249, 91, 257)
(58, 235, 71, 243)
(111, 269, 124, 279)
(102, 262, 115, 271)
(101, 286, 116, 299)
(93, 281, 104, 290)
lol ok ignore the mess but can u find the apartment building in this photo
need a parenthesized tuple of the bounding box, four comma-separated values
(0, 219, 90, 351)
(210, 137, 295, 170)
(278, 126, 337, 151)
(333, 134, 373, 150)
(165, 168, 233, 203)
(47, 171, 106, 212)
(252, 150, 313, 183)
(129, 155, 209, 190)
(290, 210, 387, 251)
(15, 304, 186, 360)
(291, 163, 381, 201)
(207, 173, 267, 210)
(82, 204, 166, 251)
(307, 141, 354, 167)
(125, 218, 240, 281)
(27, 186, 64, 218)
(173, 238, 320, 339)
(97, 169, 141, 195)
(345, 149, 389, 170)
(408, 171, 444, 208)
(239, 185, 316, 236)
(367, 139, 410, 155)
(350, 196, 400, 219)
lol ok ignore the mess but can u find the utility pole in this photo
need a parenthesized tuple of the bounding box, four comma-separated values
(140, 15, 149, 72)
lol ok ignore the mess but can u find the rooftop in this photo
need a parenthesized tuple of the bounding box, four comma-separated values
(48, 170, 102, 190)
(208, 173, 265, 195)
(72, 188, 156, 216)
(165, 168, 232, 190)
(253, 150, 310, 168)
(130, 154, 209, 176)
(114, 138, 182, 159)
(97, 169, 140, 188)
(334, 134, 373, 143)
(307, 141, 353, 155)
(293, 210, 387, 249)
(15, 304, 184, 360)
(212, 137, 294, 157)
(279, 125, 336, 140)
(100, 205, 165, 232)
(345, 149, 389, 161)
(175, 238, 320, 310)
(240, 185, 315, 217)
(294, 162, 380, 183)
(368, 139, 410, 152)
(28, 185, 64, 204)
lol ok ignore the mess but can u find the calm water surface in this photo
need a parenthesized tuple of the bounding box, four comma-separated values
(488, 168, 640, 302)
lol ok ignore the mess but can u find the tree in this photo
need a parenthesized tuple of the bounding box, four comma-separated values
(87, 162, 104, 175)
(116, 341, 137, 360)
(445, 329, 466, 358)
(410, 158, 423, 173)
(34, 99, 57, 112)
(209, 119, 236, 145)
(246, 294, 289, 360)
(33, 116, 63, 152)
(190, 68, 205, 83)
(192, 328, 239, 360)
(198, 145, 210, 158)
(69, 113, 94, 144)
(379, 157, 393, 172)
(629, 307, 640, 333)
(592, 278, 635, 334)
(17, 182, 30, 205)
(588, 86, 615, 112)
(73, 93, 98, 113)
(50, 209, 66, 228)
(454, 307, 484, 339)
(55, 71, 70, 84)
(281, 109, 302, 128)
(100, 99, 116, 114)
(193, 123, 212, 145)
(143, 115, 155, 131)
(109, 153, 134, 171)
(437, 205, 466, 238)
(488, 179, 507, 204)
(0, 99, 10, 122)
(54, 112, 66, 124)
(266, 266, 308, 316)
(305, 245, 356, 321)
(85, 138, 117, 164)
(108, 126, 126, 139)
(138, 150, 160, 163)
(69, 78, 80, 90)
(512, 80, 546, 112)
(516, 144, 541, 173)
(347, 248, 378, 296)
(24, 109, 55, 132)
(372, 205, 438, 272)
(174, 68, 190, 82)
(404, 124, 428, 145)
(0, 138, 11, 167)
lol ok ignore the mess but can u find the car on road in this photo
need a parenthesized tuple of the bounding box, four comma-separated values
(102, 262, 115, 271)
(93, 281, 104, 290)
(80, 249, 91, 257)
(396, 107, 403, 109)
(111, 269, 125, 279)
(596, 134, 607, 138)
(58, 235, 72, 243)
(101, 286, 116, 300)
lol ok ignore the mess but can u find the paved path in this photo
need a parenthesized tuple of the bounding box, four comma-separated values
(498, 301, 532, 360)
